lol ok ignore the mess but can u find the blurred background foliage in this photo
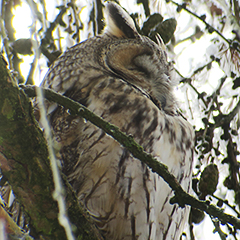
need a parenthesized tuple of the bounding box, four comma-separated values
(0, 0, 240, 239)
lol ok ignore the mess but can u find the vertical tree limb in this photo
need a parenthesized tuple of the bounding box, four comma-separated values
(0, 57, 101, 240)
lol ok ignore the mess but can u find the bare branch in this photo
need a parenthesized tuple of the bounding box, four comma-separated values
(168, 0, 240, 53)
(213, 99, 240, 129)
(40, 6, 68, 64)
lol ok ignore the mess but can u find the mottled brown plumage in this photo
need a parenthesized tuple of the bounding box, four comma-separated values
(40, 2, 194, 239)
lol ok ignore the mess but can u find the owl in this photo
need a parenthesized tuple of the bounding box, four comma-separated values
(41, 2, 194, 240)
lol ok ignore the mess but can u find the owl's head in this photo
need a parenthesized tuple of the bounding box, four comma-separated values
(101, 1, 176, 115)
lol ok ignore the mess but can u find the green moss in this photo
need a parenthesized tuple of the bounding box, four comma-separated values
(0, 136, 3, 145)
(2, 98, 14, 120)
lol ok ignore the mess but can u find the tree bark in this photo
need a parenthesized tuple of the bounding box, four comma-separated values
(0, 57, 101, 240)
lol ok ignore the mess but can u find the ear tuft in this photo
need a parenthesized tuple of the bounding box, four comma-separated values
(104, 2, 138, 39)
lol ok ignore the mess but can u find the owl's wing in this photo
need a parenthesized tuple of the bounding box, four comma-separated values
(47, 74, 194, 239)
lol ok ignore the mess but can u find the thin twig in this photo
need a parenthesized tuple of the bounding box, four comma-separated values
(178, 62, 240, 130)
(95, 0, 104, 34)
(0, 0, 13, 69)
(39, 0, 48, 31)
(233, 0, 240, 27)
(168, 0, 238, 51)
(213, 98, 240, 129)
(69, 0, 81, 42)
(27, 2, 75, 236)
(202, 76, 226, 139)
(212, 195, 240, 217)
(35, 87, 75, 240)
(210, 216, 227, 240)
(191, 60, 214, 79)
(40, 6, 68, 64)
(176, 68, 208, 108)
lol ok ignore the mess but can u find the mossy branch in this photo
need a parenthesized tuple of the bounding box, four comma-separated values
(0, 57, 102, 240)
(21, 84, 240, 230)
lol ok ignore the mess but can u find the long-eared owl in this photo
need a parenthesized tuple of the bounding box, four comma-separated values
(41, 2, 194, 239)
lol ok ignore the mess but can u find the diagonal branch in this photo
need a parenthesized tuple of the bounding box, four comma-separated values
(21, 84, 240, 230)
